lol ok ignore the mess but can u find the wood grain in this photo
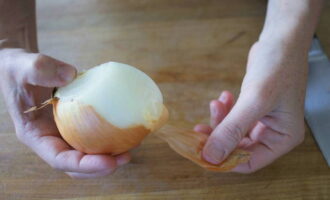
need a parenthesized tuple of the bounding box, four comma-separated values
(0, 0, 330, 199)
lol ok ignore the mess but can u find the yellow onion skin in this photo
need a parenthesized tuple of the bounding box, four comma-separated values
(53, 98, 169, 155)
(156, 125, 250, 172)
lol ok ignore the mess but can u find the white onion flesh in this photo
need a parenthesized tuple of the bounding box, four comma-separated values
(55, 62, 164, 131)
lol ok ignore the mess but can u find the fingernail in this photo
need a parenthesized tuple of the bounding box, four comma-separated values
(210, 101, 218, 116)
(203, 144, 224, 165)
(57, 66, 76, 83)
(219, 92, 227, 103)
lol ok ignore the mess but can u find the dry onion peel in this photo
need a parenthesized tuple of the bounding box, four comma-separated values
(24, 98, 54, 113)
(156, 125, 250, 172)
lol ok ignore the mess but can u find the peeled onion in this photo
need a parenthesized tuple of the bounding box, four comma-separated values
(53, 62, 168, 155)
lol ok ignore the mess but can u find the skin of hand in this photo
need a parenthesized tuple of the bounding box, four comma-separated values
(0, 49, 131, 178)
(196, 0, 323, 173)
(196, 40, 307, 173)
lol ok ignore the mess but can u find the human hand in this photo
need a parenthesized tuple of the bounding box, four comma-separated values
(0, 49, 131, 178)
(196, 40, 308, 173)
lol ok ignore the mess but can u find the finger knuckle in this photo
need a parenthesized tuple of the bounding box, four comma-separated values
(222, 124, 244, 145)
(49, 160, 60, 170)
(51, 162, 65, 171)
(52, 153, 69, 171)
(16, 132, 27, 144)
(32, 54, 47, 70)
(15, 128, 34, 145)
(15, 124, 39, 145)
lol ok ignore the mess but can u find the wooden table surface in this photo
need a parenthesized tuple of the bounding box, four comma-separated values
(1, 0, 330, 199)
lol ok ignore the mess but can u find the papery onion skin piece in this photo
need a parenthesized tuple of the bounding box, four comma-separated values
(156, 125, 250, 172)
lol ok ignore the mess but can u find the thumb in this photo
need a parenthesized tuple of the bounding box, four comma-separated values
(22, 53, 76, 87)
(202, 92, 267, 164)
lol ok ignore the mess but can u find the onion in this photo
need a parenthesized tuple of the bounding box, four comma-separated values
(53, 62, 169, 155)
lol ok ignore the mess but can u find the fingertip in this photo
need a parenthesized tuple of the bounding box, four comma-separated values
(219, 90, 233, 100)
(202, 139, 225, 165)
(193, 125, 201, 132)
(219, 90, 235, 109)
(29, 54, 77, 87)
(202, 149, 221, 165)
(194, 124, 213, 134)
(210, 99, 219, 106)
(57, 64, 77, 85)
(66, 169, 115, 179)
(210, 100, 222, 116)
(80, 154, 117, 172)
(219, 91, 227, 102)
(238, 137, 254, 148)
(115, 153, 131, 166)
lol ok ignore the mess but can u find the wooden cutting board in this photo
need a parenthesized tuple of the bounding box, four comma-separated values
(1, 0, 330, 199)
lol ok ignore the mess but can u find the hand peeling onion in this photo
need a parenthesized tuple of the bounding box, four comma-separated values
(53, 62, 169, 155)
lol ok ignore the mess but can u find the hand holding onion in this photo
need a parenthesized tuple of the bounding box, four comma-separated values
(46, 62, 250, 171)
(1, 50, 130, 179)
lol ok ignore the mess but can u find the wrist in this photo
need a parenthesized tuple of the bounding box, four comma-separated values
(258, 29, 311, 57)
(259, 18, 314, 55)
(259, 0, 323, 53)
